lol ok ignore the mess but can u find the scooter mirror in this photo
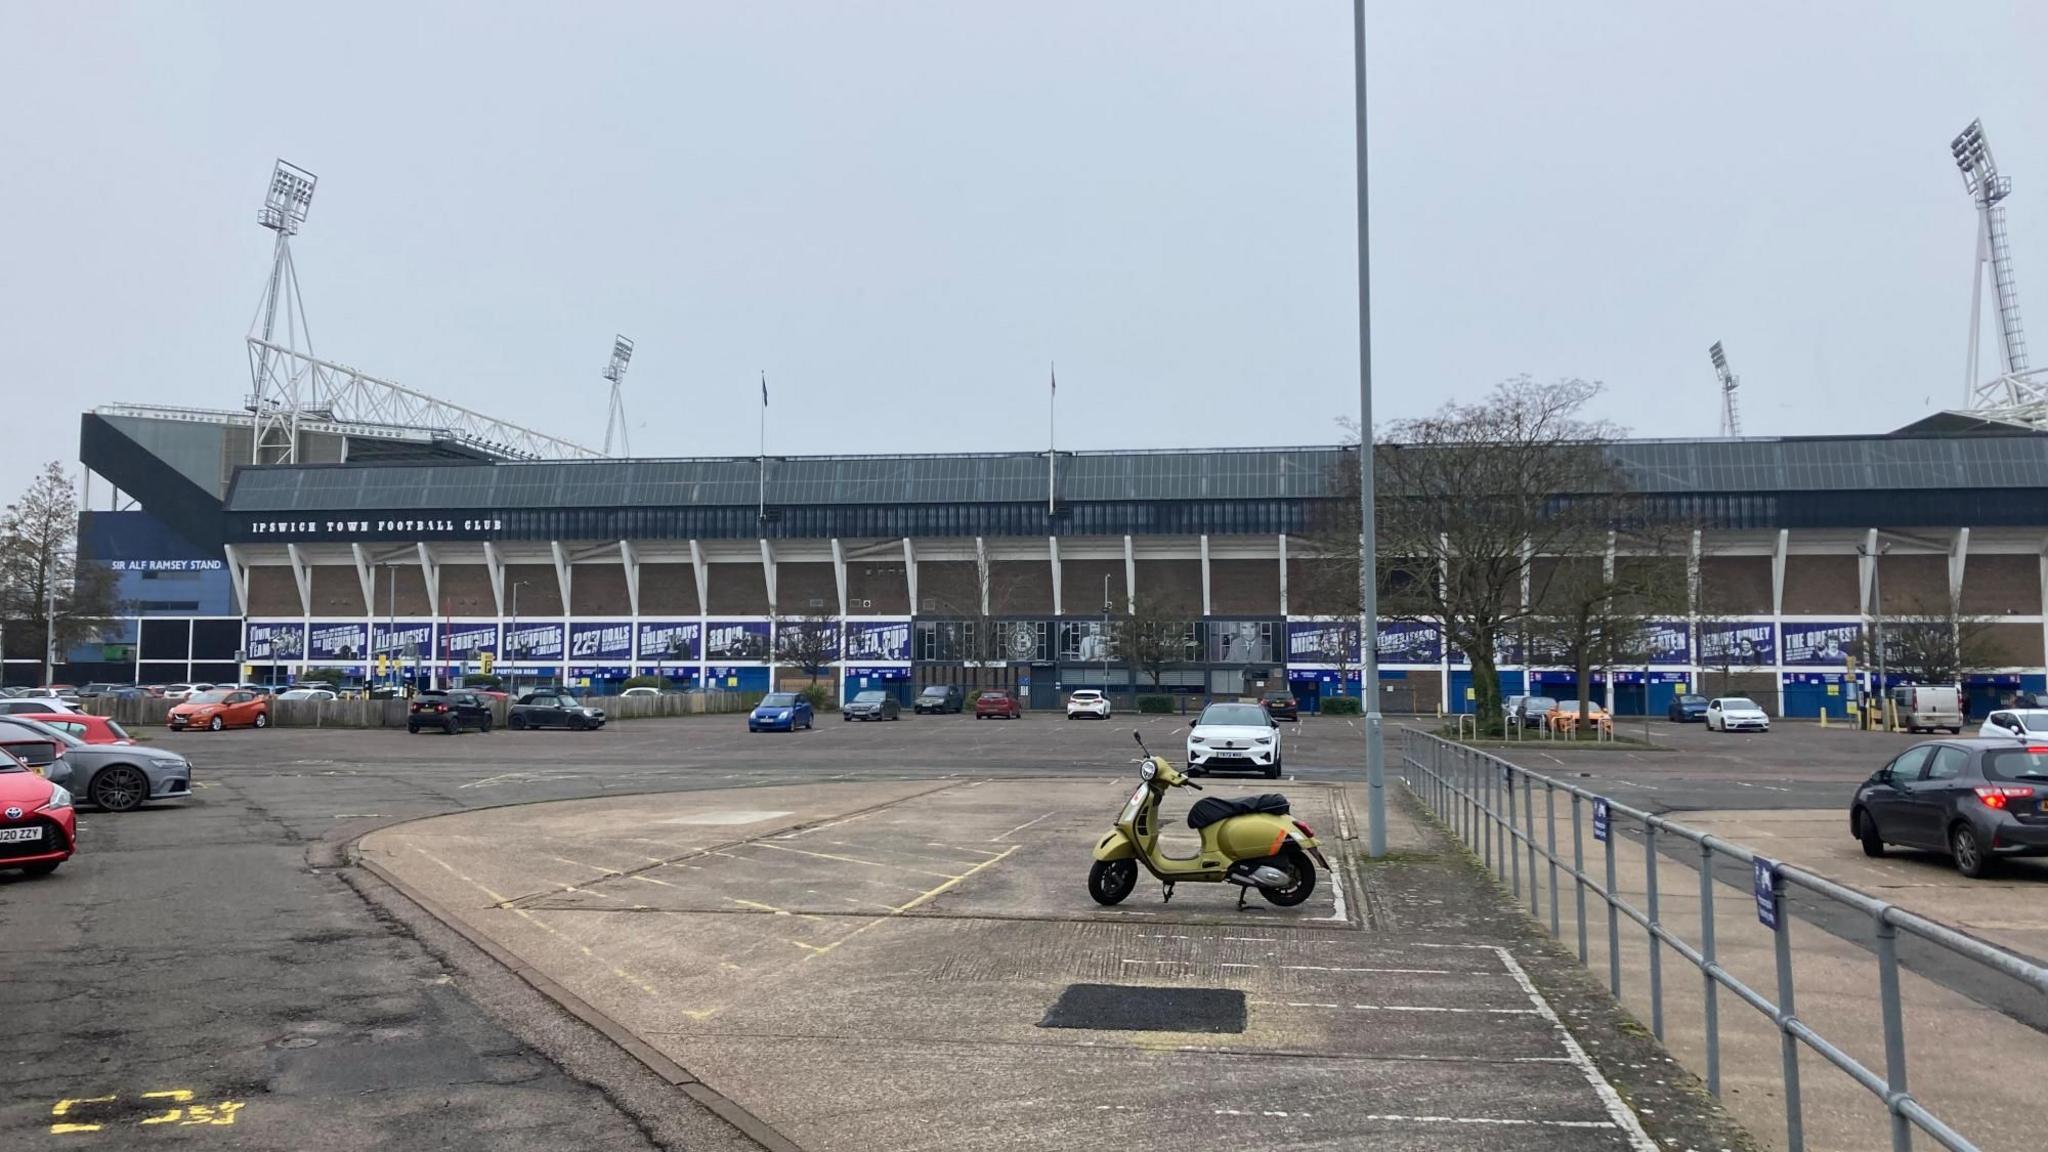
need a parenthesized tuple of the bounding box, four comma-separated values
(1131, 730, 1151, 758)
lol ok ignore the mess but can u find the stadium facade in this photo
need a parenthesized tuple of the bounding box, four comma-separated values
(47, 407, 2048, 717)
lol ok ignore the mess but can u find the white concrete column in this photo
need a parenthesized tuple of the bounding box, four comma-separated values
(223, 545, 251, 616)
(1277, 534, 1289, 616)
(416, 543, 441, 619)
(1858, 529, 1879, 615)
(350, 543, 376, 616)
(1123, 534, 1136, 614)
(689, 540, 710, 613)
(286, 543, 313, 617)
(1949, 527, 1971, 605)
(830, 539, 848, 616)
(902, 538, 919, 615)
(1688, 529, 1703, 694)
(619, 541, 641, 618)
(550, 541, 573, 612)
(1199, 535, 1213, 617)
(974, 537, 991, 617)
(759, 539, 778, 613)
(1770, 529, 1789, 617)
(483, 542, 507, 616)
(1048, 536, 1062, 617)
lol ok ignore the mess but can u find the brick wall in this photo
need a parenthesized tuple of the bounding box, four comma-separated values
(1879, 555, 1948, 613)
(310, 567, 365, 616)
(1961, 554, 2040, 616)
(1212, 559, 1279, 615)
(641, 564, 699, 615)
(1699, 556, 1771, 614)
(1783, 556, 1857, 614)
(708, 561, 770, 615)
(847, 556, 910, 615)
(504, 564, 563, 616)
(778, 562, 838, 615)
(1979, 622, 2044, 667)
(367, 565, 432, 616)
(1134, 560, 1203, 614)
(1062, 558, 1128, 617)
(571, 564, 631, 616)
(918, 561, 980, 616)
(247, 568, 299, 615)
(440, 565, 494, 616)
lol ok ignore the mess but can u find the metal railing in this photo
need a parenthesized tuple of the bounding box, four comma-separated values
(1399, 727, 2048, 1152)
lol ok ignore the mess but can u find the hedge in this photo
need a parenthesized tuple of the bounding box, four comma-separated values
(1136, 695, 1175, 713)
(1320, 696, 1362, 715)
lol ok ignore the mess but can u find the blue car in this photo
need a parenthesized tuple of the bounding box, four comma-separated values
(748, 692, 814, 732)
(1667, 693, 1708, 723)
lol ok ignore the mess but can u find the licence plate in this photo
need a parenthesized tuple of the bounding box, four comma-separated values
(0, 826, 42, 844)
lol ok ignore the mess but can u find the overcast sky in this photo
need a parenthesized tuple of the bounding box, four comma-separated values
(3, 2, 2046, 509)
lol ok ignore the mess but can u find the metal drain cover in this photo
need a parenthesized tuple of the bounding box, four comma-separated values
(1038, 983, 1246, 1033)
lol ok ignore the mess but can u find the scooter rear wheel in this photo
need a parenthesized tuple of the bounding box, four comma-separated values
(1088, 859, 1139, 906)
(1259, 847, 1317, 907)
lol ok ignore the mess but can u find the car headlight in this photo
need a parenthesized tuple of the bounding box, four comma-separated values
(775, 710, 790, 718)
(1254, 736, 1273, 745)
(149, 758, 187, 770)
(40, 784, 72, 812)
(1189, 736, 1207, 744)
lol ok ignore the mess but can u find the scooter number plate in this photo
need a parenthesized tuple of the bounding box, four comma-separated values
(1119, 783, 1147, 824)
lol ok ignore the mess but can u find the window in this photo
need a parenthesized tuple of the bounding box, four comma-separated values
(1884, 747, 1931, 780)
(1923, 746, 1969, 782)
(1206, 621, 1274, 664)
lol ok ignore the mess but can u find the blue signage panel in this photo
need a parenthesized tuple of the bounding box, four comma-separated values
(705, 620, 772, 663)
(307, 622, 368, 662)
(1592, 797, 1610, 842)
(440, 621, 500, 660)
(504, 622, 565, 661)
(1781, 621, 1859, 666)
(637, 621, 701, 663)
(570, 621, 635, 662)
(246, 621, 306, 661)
(372, 621, 435, 657)
(1643, 620, 1691, 665)
(1753, 856, 1779, 929)
(844, 620, 911, 663)
(1376, 621, 1442, 665)
(1287, 619, 1361, 665)
(1699, 621, 1776, 667)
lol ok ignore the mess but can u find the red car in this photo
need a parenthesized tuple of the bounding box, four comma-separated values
(975, 691, 1023, 720)
(14, 713, 136, 745)
(0, 746, 76, 877)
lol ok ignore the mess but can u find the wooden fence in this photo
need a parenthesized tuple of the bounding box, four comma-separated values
(83, 690, 750, 730)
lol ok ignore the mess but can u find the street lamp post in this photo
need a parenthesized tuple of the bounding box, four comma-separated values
(509, 580, 528, 697)
(1858, 541, 1891, 729)
(1353, 0, 1387, 857)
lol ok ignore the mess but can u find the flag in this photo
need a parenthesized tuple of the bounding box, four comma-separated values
(761, 371, 768, 407)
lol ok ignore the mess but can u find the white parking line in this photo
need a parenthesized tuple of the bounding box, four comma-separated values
(1493, 947, 1658, 1151)
(991, 812, 1054, 841)
(1248, 1001, 1537, 1015)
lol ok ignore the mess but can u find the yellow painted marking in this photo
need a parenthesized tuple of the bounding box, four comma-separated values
(750, 840, 963, 879)
(139, 1089, 194, 1125)
(802, 846, 1020, 959)
(50, 1093, 117, 1133)
(180, 1101, 244, 1126)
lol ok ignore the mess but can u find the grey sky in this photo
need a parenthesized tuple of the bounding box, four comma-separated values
(3, 2, 2045, 510)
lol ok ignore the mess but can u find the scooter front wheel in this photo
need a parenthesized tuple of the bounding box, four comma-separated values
(1088, 859, 1139, 906)
(1259, 847, 1317, 907)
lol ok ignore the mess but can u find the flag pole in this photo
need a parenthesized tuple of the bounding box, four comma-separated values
(758, 371, 768, 522)
(1047, 362, 1056, 516)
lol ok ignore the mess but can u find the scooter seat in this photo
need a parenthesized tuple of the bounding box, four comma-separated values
(1186, 793, 1291, 831)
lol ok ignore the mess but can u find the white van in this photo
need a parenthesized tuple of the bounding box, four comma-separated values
(1889, 685, 1961, 734)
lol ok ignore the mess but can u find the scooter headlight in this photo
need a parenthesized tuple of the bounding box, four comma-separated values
(1139, 761, 1157, 781)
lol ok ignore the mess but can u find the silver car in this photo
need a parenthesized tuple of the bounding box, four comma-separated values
(0, 716, 194, 812)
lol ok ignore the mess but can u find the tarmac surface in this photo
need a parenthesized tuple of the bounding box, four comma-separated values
(0, 707, 1762, 1151)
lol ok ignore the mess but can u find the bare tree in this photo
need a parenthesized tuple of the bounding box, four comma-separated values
(1110, 593, 1199, 691)
(1880, 592, 1997, 687)
(1529, 548, 1687, 725)
(0, 462, 123, 669)
(772, 614, 840, 687)
(1305, 377, 1635, 733)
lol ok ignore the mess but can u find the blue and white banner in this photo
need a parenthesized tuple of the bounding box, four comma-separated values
(844, 620, 911, 663)
(373, 621, 435, 658)
(570, 621, 635, 662)
(504, 621, 565, 661)
(1377, 621, 1442, 665)
(246, 620, 306, 661)
(705, 620, 772, 663)
(308, 621, 368, 662)
(637, 621, 701, 663)
(1287, 620, 1360, 665)
(1699, 621, 1776, 667)
(1781, 620, 1859, 666)
(1642, 619, 1692, 665)
(440, 621, 500, 660)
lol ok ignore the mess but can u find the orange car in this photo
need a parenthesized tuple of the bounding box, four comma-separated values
(15, 713, 137, 745)
(168, 688, 270, 732)
(1547, 704, 1613, 734)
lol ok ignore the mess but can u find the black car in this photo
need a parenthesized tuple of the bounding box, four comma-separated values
(1262, 690, 1299, 721)
(510, 692, 607, 731)
(842, 690, 901, 722)
(1667, 693, 1708, 723)
(1851, 738, 2048, 877)
(913, 685, 964, 714)
(409, 690, 493, 734)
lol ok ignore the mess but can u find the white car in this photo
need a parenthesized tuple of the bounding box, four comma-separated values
(0, 698, 82, 715)
(161, 683, 211, 702)
(1979, 708, 2048, 740)
(1065, 690, 1112, 720)
(1705, 697, 1770, 732)
(275, 688, 336, 702)
(621, 686, 663, 697)
(1187, 700, 1284, 778)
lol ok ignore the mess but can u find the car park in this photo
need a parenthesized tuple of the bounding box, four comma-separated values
(275, 688, 336, 702)
(1705, 697, 1770, 732)
(913, 685, 964, 714)
(1548, 703, 1613, 734)
(168, 688, 270, 731)
(0, 747, 75, 877)
(75, 682, 127, 700)
(14, 713, 136, 745)
(1065, 689, 1112, 720)
(1515, 695, 1558, 728)
(1980, 708, 2048, 740)
(1186, 700, 1283, 778)
(509, 691, 606, 730)
(748, 692, 813, 732)
(0, 714, 192, 813)
(842, 690, 900, 721)
(0, 698, 81, 716)
(1892, 684, 1963, 734)
(1262, 690, 1299, 721)
(1851, 738, 2048, 877)
(408, 690, 493, 734)
(974, 690, 1022, 720)
(1667, 693, 1708, 722)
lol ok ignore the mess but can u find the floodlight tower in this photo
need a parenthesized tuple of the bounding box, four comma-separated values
(601, 335, 634, 456)
(1953, 119, 2045, 416)
(1708, 341, 1741, 436)
(246, 160, 319, 464)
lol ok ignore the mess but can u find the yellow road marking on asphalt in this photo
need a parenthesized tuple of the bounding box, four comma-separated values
(800, 845, 1021, 959)
(751, 840, 963, 879)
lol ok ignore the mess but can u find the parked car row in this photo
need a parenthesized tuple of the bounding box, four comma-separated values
(0, 710, 200, 881)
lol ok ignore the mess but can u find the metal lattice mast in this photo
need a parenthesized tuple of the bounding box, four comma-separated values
(1708, 341, 1741, 436)
(247, 160, 318, 464)
(1953, 119, 2047, 416)
(601, 335, 634, 457)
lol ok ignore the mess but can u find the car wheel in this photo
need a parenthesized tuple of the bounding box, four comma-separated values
(1951, 822, 1991, 878)
(444, 718, 458, 735)
(1948, 727, 1961, 735)
(510, 713, 528, 730)
(18, 860, 59, 877)
(407, 724, 420, 734)
(208, 715, 224, 732)
(1266, 764, 1281, 780)
(480, 716, 492, 734)
(254, 712, 269, 729)
(1854, 809, 1885, 857)
(90, 764, 149, 813)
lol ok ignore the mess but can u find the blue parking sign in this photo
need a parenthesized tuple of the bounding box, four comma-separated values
(1753, 856, 1779, 929)
(1592, 797, 1610, 842)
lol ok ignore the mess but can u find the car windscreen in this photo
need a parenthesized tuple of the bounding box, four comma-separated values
(761, 694, 798, 706)
(854, 692, 886, 703)
(1720, 699, 1760, 711)
(1982, 747, 2048, 782)
(1525, 697, 1556, 709)
(919, 687, 949, 697)
(192, 690, 232, 704)
(1199, 704, 1267, 727)
(1679, 695, 1706, 704)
